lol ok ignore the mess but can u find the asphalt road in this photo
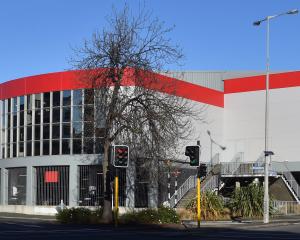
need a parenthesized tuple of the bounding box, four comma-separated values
(0, 217, 300, 239)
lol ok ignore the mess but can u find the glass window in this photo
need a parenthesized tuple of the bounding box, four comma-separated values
(43, 124, 50, 139)
(8, 168, 27, 205)
(43, 108, 50, 123)
(62, 139, 70, 154)
(13, 143, 16, 157)
(20, 96, 24, 111)
(72, 122, 82, 138)
(19, 127, 24, 142)
(73, 139, 82, 154)
(43, 93, 50, 108)
(35, 94, 41, 109)
(84, 122, 94, 137)
(26, 110, 32, 125)
(35, 125, 40, 140)
(27, 126, 32, 141)
(73, 90, 82, 106)
(83, 138, 94, 154)
(84, 106, 94, 121)
(62, 107, 71, 122)
(73, 106, 82, 122)
(34, 141, 40, 156)
(13, 128, 17, 142)
(43, 140, 49, 155)
(63, 90, 71, 106)
(52, 108, 60, 123)
(52, 140, 59, 155)
(13, 98, 17, 113)
(20, 111, 24, 126)
(95, 127, 105, 138)
(84, 89, 94, 105)
(13, 113, 17, 127)
(35, 109, 41, 124)
(26, 142, 32, 156)
(95, 138, 104, 154)
(19, 142, 24, 157)
(62, 124, 70, 138)
(53, 91, 60, 107)
(52, 124, 60, 139)
(8, 99, 11, 113)
(27, 95, 33, 110)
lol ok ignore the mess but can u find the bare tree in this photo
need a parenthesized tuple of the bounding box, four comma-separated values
(70, 5, 204, 222)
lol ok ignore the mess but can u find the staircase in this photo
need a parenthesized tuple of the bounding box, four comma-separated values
(280, 172, 300, 203)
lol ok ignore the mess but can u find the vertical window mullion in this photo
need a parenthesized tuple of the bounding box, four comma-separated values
(50, 92, 53, 155)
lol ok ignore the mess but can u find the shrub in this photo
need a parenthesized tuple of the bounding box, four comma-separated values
(120, 207, 180, 224)
(186, 191, 227, 220)
(56, 207, 102, 224)
(228, 183, 273, 218)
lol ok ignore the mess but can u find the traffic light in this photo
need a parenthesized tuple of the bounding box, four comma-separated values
(198, 164, 207, 177)
(185, 146, 200, 166)
(113, 145, 129, 168)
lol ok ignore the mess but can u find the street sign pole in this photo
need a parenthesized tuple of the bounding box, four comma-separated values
(197, 169, 201, 228)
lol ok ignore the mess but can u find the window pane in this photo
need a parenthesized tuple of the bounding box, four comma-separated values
(34, 141, 40, 156)
(35, 94, 41, 109)
(20, 96, 24, 111)
(20, 127, 24, 141)
(95, 127, 105, 138)
(72, 122, 82, 138)
(35, 125, 40, 140)
(52, 124, 60, 139)
(8, 99, 11, 113)
(43, 124, 50, 139)
(43, 93, 50, 108)
(73, 106, 82, 122)
(43, 108, 50, 124)
(73, 90, 82, 106)
(20, 111, 24, 126)
(62, 139, 70, 154)
(84, 89, 94, 105)
(13, 113, 17, 127)
(84, 106, 94, 122)
(19, 142, 24, 157)
(26, 142, 32, 156)
(62, 107, 70, 122)
(73, 139, 82, 154)
(63, 91, 71, 106)
(62, 124, 70, 138)
(84, 122, 94, 137)
(27, 95, 33, 110)
(83, 138, 94, 154)
(52, 140, 59, 155)
(13, 98, 17, 113)
(95, 138, 104, 154)
(13, 143, 16, 157)
(13, 128, 17, 142)
(43, 140, 49, 155)
(27, 110, 32, 125)
(52, 108, 60, 123)
(53, 91, 60, 107)
(35, 109, 41, 124)
(27, 126, 32, 140)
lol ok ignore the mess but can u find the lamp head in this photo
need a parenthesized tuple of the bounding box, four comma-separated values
(287, 9, 298, 15)
(253, 20, 261, 26)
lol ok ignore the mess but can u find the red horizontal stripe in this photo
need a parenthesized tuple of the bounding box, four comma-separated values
(225, 71, 300, 93)
(0, 69, 224, 107)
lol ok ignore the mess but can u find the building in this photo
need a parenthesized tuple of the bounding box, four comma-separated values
(0, 70, 300, 214)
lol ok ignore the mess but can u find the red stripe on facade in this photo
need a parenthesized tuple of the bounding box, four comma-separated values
(224, 71, 300, 94)
(0, 70, 224, 107)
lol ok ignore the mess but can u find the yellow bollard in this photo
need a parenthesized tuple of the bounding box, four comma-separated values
(114, 176, 119, 227)
(197, 177, 201, 228)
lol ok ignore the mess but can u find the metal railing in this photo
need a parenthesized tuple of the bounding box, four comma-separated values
(281, 172, 300, 202)
(169, 175, 196, 208)
(272, 201, 300, 215)
(201, 175, 219, 192)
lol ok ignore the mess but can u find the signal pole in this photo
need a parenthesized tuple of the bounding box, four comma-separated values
(197, 140, 201, 228)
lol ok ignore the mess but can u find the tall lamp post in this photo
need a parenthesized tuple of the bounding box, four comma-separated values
(253, 9, 298, 224)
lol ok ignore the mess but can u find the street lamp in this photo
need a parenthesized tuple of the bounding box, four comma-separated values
(253, 9, 298, 224)
(207, 130, 226, 166)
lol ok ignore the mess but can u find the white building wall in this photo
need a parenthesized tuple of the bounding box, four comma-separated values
(224, 86, 300, 170)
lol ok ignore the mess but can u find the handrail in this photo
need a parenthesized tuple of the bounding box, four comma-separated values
(282, 172, 300, 202)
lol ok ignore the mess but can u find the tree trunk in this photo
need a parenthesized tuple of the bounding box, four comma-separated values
(101, 140, 113, 223)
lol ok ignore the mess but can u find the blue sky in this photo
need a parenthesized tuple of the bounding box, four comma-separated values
(0, 0, 299, 82)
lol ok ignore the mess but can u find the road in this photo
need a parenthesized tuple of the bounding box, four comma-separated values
(0, 217, 300, 239)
